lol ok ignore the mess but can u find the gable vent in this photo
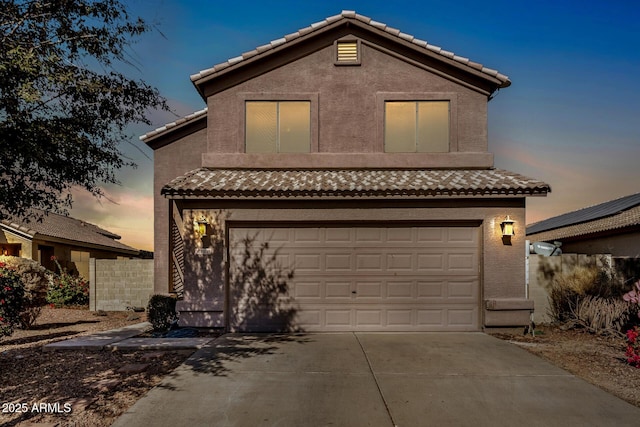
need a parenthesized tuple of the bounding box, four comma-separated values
(336, 41, 359, 63)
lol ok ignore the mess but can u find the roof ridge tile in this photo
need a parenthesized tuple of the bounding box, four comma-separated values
(189, 11, 511, 87)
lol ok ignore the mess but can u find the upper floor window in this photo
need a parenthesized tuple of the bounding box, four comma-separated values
(245, 101, 311, 153)
(384, 101, 450, 152)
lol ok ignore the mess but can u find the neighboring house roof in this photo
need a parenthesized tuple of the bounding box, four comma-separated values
(191, 10, 511, 91)
(526, 193, 640, 241)
(0, 210, 139, 255)
(161, 168, 550, 199)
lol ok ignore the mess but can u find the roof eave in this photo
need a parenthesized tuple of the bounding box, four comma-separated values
(0, 222, 36, 240)
(191, 14, 510, 98)
(141, 110, 208, 149)
(162, 190, 549, 200)
(30, 234, 140, 255)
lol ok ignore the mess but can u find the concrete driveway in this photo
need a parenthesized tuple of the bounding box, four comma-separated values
(113, 333, 640, 426)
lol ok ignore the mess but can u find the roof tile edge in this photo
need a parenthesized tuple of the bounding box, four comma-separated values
(189, 10, 510, 86)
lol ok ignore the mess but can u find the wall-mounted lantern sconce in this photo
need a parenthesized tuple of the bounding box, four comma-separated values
(501, 216, 515, 237)
(196, 216, 209, 236)
(500, 215, 515, 245)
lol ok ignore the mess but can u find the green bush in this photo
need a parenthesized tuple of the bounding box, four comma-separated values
(0, 256, 50, 328)
(147, 294, 178, 332)
(46, 257, 89, 307)
(0, 261, 25, 338)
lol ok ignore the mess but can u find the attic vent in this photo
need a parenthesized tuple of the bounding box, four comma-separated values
(335, 40, 360, 65)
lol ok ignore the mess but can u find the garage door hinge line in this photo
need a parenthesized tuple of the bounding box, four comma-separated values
(353, 333, 398, 427)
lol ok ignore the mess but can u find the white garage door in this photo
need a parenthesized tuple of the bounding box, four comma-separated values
(229, 226, 480, 332)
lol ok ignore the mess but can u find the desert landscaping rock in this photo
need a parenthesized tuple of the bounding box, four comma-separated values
(117, 363, 150, 374)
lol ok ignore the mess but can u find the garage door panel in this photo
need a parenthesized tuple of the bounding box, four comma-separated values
(264, 229, 292, 243)
(387, 309, 413, 326)
(295, 281, 322, 298)
(417, 281, 445, 298)
(417, 309, 444, 326)
(387, 253, 413, 270)
(293, 228, 322, 243)
(447, 253, 477, 271)
(448, 280, 478, 299)
(356, 254, 383, 271)
(294, 253, 322, 271)
(355, 281, 383, 298)
(448, 227, 478, 243)
(355, 310, 383, 327)
(355, 228, 384, 242)
(230, 226, 480, 331)
(387, 228, 414, 242)
(297, 310, 321, 327)
(417, 254, 445, 271)
(325, 254, 352, 270)
(387, 281, 414, 298)
(325, 282, 351, 298)
(417, 228, 445, 242)
(325, 310, 351, 326)
(448, 308, 478, 326)
(291, 305, 478, 331)
(325, 228, 353, 242)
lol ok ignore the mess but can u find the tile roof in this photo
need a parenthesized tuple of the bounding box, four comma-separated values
(190, 10, 511, 88)
(140, 108, 207, 142)
(161, 168, 550, 199)
(1, 210, 139, 254)
(526, 193, 640, 241)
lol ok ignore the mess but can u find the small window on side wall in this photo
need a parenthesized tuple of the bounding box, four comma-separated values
(384, 101, 450, 152)
(245, 101, 311, 153)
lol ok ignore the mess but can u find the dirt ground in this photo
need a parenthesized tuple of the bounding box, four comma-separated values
(2, 308, 640, 426)
(0, 307, 194, 427)
(490, 325, 640, 408)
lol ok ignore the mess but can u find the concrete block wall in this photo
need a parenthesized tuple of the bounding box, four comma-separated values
(89, 258, 154, 311)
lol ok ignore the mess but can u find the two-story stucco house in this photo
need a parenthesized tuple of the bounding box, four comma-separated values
(142, 11, 549, 332)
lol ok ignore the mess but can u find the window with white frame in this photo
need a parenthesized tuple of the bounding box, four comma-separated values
(245, 101, 311, 153)
(384, 101, 450, 152)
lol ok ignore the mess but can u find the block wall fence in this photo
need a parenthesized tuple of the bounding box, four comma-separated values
(89, 258, 154, 311)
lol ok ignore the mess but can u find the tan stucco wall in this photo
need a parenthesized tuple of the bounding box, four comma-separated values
(205, 41, 490, 166)
(29, 239, 129, 276)
(152, 127, 208, 294)
(174, 200, 527, 329)
(0, 229, 32, 258)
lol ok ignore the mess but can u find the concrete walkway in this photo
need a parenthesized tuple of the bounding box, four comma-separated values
(42, 322, 215, 351)
(113, 333, 640, 427)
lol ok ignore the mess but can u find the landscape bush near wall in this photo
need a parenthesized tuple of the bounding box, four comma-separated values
(529, 254, 640, 324)
(89, 259, 153, 311)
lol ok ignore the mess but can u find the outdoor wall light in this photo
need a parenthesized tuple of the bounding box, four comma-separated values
(500, 216, 515, 237)
(500, 215, 516, 237)
(195, 216, 209, 236)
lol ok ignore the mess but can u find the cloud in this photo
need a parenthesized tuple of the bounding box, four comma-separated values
(495, 140, 640, 225)
(70, 186, 154, 252)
